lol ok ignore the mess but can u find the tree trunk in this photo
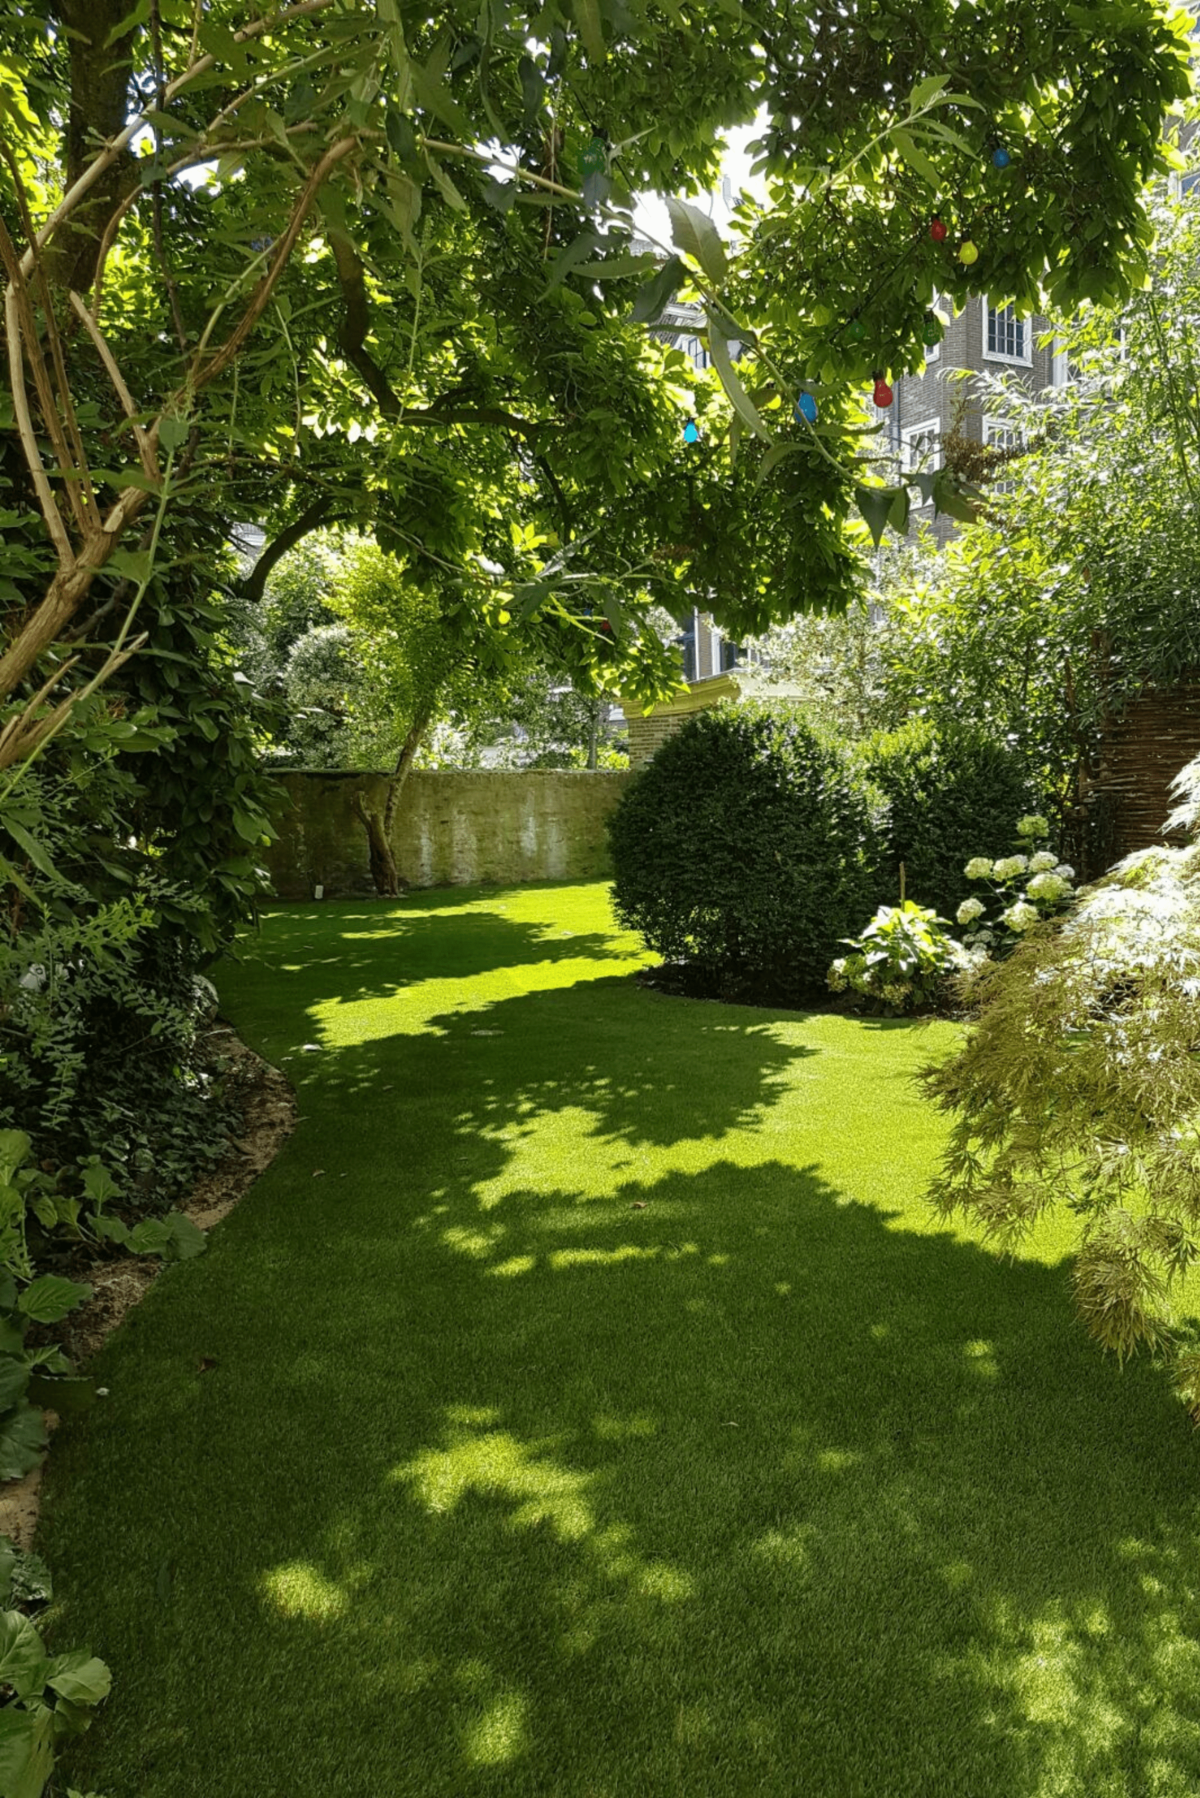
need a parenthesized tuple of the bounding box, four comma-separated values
(351, 708, 433, 897)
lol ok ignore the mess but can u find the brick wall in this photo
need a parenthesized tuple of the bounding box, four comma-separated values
(265, 768, 636, 898)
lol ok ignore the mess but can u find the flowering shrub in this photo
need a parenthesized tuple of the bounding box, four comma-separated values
(828, 901, 968, 1012)
(953, 814, 1076, 960)
(924, 750, 1200, 1418)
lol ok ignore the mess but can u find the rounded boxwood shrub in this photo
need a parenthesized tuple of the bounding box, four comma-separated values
(608, 702, 884, 999)
(858, 719, 1034, 921)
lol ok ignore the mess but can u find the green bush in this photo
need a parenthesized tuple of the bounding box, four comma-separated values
(608, 703, 884, 998)
(859, 720, 1034, 919)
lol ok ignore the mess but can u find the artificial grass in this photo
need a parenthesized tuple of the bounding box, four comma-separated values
(39, 882, 1200, 1798)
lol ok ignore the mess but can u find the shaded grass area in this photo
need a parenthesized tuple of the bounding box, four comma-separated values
(40, 883, 1200, 1797)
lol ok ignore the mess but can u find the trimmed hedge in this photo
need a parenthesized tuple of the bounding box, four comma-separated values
(859, 719, 1034, 920)
(608, 703, 884, 998)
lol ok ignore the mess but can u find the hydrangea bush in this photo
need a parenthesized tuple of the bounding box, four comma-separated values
(953, 815, 1076, 959)
(924, 751, 1200, 1420)
(828, 901, 969, 1013)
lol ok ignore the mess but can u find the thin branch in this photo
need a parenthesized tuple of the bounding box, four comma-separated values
(0, 147, 99, 531)
(189, 136, 358, 395)
(1, 288, 72, 566)
(68, 293, 161, 481)
(22, 0, 343, 278)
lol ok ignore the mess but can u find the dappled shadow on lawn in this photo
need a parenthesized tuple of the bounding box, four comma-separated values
(237, 897, 636, 1019)
(47, 1137, 1200, 1798)
(40, 895, 1200, 1796)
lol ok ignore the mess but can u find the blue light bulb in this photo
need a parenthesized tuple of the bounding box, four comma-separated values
(795, 392, 818, 424)
(992, 146, 1011, 169)
(683, 419, 700, 443)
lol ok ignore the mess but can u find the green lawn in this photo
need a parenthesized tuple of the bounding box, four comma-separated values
(41, 882, 1200, 1797)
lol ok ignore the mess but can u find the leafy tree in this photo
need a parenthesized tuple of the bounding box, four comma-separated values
(0, 0, 1189, 772)
(880, 178, 1200, 866)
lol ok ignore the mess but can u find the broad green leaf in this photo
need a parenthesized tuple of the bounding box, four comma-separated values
(0, 1704, 52, 1798)
(44, 1650, 111, 1708)
(518, 54, 544, 128)
(630, 256, 686, 325)
(126, 1219, 172, 1256)
(753, 442, 804, 491)
(424, 154, 469, 212)
(0, 1611, 47, 1701)
(411, 54, 475, 138)
(545, 228, 604, 292)
(931, 467, 983, 522)
(708, 314, 770, 442)
(573, 0, 606, 61)
(104, 0, 150, 48)
(0, 1359, 29, 1414)
(1, 820, 55, 879)
(165, 1214, 207, 1262)
(891, 128, 940, 190)
(18, 1276, 92, 1325)
(908, 74, 950, 110)
(0, 1135, 30, 1184)
(855, 483, 902, 547)
(665, 197, 727, 285)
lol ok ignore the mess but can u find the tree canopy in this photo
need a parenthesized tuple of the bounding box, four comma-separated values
(0, 0, 1192, 777)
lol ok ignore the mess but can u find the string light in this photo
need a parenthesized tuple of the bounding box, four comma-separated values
(795, 391, 819, 423)
(683, 418, 700, 443)
(929, 216, 948, 242)
(992, 146, 1011, 169)
(958, 240, 979, 266)
(872, 374, 894, 408)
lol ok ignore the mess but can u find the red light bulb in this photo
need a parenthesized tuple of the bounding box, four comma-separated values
(929, 216, 947, 243)
(873, 376, 894, 408)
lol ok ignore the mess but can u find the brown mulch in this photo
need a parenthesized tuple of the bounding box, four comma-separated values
(0, 1024, 295, 1547)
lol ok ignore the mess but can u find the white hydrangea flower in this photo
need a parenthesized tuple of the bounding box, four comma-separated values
(1054, 863, 1075, 881)
(964, 857, 993, 880)
(1002, 899, 1040, 933)
(993, 854, 1029, 880)
(1027, 871, 1071, 904)
(1016, 814, 1050, 839)
(827, 959, 848, 992)
(957, 897, 985, 924)
(1028, 851, 1058, 872)
(881, 983, 910, 1007)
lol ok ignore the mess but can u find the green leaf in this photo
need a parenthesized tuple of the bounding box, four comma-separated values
(126, 1219, 172, 1256)
(574, 252, 658, 279)
(424, 154, 469, 212)
(753, 442, 804, 491)
(545, 229, 604, 292)
(0, 1135, 30, 1185)
(888, 486, 911, 534)
(518, 54, 544, 129)
(0, 1703, 53, 1798)
(665, 197, 727, 285)
(908, 74, 951, 111)
(411, 48, 475, 139)
(573, 0, 606, 61)
(708, 313, 770, 442)
(891, 128, 940, 190)
(232, 809, 264, 844)
(158, 415, 189, 454)
(630, 256, 686, 325)
(1, 820, 55, 879)
(855, 483, 902, 547)
(385, 108, 419, 164)
(165, 1214, 207, 1262)
(931, 467, 984, 523)
(104, 0, 150, 48)
(17, 1277, 92, 1326)
(44, 1650, 111, 1708)
(0, 1360, 30, 1414)
(0, 1611, 47, 1701)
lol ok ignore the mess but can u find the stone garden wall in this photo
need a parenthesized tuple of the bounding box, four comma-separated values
(264, 769, 635, 897)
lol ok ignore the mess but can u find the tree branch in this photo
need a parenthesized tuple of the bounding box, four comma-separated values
(241, 497, 336, 604)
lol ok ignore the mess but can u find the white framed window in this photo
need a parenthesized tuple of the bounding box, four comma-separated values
(1050, 342, 1070, 387)
(902, 418, 941, 501)
(679, 334, 709, 371)
(983, 417, 1025, 493)
(983, 303, 1031, 366)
